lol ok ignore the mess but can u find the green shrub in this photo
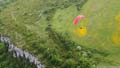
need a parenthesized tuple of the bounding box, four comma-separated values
(62, 58, 76, 68)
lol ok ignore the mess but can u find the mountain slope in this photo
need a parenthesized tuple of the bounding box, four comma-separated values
(0, 42, 37, 68)
(0, 0, 119, 67)
(51, 0, 120, 65)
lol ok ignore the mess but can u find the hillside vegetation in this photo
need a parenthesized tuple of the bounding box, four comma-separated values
(0, 0, 120, 68)
(0, 42, 37, 68)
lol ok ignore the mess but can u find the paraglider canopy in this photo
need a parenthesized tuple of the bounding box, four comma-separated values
(73, 15, 85, 25)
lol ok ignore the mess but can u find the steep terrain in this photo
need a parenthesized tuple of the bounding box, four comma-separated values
(52, 0, 120, 65)
(51, 0, 120, 65)
(0, 0, 120, 68)
(0, 42, 37, 68)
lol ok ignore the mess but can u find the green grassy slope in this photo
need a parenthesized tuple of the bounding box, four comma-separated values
(0, 0, 120, 67)
(51, 0, 120, 65)
(79, 0, 120, 65)
(0, 0, 16, 11)
(0, 0, 102, 68)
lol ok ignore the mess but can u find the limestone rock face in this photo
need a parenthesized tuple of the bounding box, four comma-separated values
(0, 36, 45, 68)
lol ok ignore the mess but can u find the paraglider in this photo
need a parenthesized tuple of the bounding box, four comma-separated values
(73, 15, 87, 37)
(73, 15, 85, 25)
(75, 26, 87, 37)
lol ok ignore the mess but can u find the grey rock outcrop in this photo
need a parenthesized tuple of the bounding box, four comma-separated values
(0, 36, 45, 68)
